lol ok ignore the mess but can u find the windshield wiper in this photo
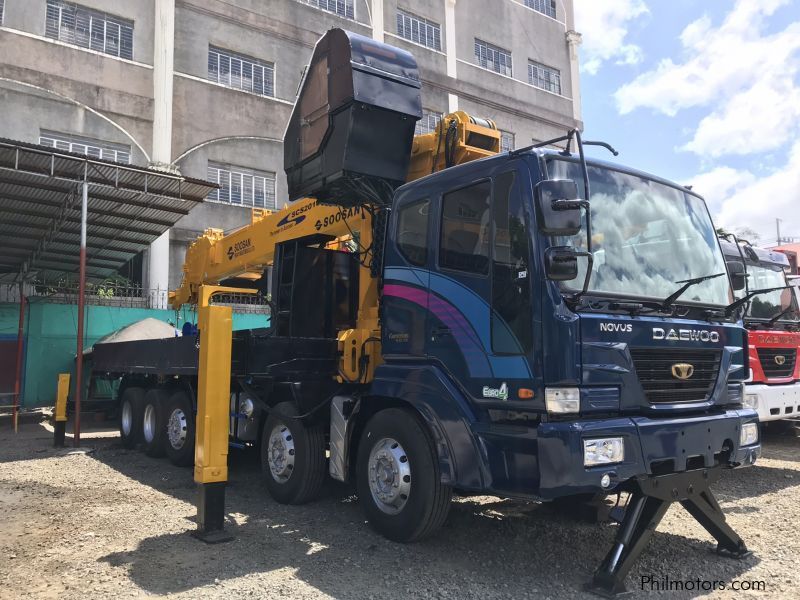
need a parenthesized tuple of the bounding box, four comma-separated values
(721, 286, 792, 317)
(764, 305, 798, 327)
(659, 273, 726, 310)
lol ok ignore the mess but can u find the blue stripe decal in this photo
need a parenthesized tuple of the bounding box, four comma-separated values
(385, 267, 532, 378)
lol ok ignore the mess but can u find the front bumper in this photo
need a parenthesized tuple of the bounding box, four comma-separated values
(745, 382, 800, 422)
(536, 408, 760, 500)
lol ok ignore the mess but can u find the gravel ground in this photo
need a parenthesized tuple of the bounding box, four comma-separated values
(1, 417, 798, 599)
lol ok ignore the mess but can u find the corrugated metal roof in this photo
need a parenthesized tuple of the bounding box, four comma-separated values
(0, 139, 218, 281)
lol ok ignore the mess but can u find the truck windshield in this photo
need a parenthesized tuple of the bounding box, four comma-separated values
(738, 263, 799, 321)
(547, 158, 731, 306)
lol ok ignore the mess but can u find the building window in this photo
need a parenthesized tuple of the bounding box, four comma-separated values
(208, 46, 275, 97)
(299, 0, 354, 20)
(39, 131, 131, 163)
(415, 110, 442, 136)
(45, 0, 134, 60)
(474, 39, 512, 77)
(524, 0, 557, 20)
(528, 60, 562, 94)
(396, 9, 441, 51)
(500, 130, 515, 152)
(0, 1, 4, 26)
(207, 162, 277, 209)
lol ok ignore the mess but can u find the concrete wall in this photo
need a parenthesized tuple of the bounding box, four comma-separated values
(0, 0, 581, 290)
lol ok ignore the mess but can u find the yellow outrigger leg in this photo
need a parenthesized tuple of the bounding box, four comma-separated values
(54, 372, 70, 447)
(192, 285, 257, 543)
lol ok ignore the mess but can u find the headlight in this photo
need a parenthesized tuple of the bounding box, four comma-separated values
(583, 437, 625, 467)
(743, 394, 758, 409)
(545, 387, 580, 414)
(740, 423, 758, 446)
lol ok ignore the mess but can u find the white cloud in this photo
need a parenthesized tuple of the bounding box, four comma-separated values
(573, 0, 649, 75)
(614, 0, 800, 157)
(688, 143, 800, 243)
(684, 166, 756, 214)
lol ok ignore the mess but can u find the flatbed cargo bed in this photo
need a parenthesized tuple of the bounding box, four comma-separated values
(92, 329, 339, 380)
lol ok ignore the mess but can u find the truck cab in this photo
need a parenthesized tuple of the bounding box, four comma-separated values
(720, 239, 800, 422)
(375, 148, 759, 502)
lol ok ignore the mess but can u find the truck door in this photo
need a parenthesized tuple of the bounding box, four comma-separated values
(426, 168, 536, 402)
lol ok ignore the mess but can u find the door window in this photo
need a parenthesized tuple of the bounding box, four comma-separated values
(396, 198, 430, 266)
(439, 181, 491, 274)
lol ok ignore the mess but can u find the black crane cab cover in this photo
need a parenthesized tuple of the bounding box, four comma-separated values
(284, 28, 422, 207)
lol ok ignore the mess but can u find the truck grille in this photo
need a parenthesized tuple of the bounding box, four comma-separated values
(630, 348, 722, 404)
(757, 348, 796, 379)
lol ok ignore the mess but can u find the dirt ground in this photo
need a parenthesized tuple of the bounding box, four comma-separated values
(1, 417, 799, 599)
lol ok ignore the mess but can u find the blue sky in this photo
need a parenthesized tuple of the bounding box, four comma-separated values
(573, 0, 800, 246)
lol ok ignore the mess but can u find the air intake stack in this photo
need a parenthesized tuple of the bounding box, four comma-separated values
(283, 29, 422, 207)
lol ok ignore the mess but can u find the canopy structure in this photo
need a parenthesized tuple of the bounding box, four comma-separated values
(0, 138, 215, 281)
(0, 138, 217, 443)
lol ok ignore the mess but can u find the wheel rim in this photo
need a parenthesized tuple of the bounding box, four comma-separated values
(267, 424, 295, 483)
(367, 437, 411, 515)
(121, 400, 132, 436)
(143, 403, 157, 444)
(167, 408, 188, 450)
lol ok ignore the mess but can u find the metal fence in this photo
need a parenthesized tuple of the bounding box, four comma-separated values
(0, 280, 270, 314)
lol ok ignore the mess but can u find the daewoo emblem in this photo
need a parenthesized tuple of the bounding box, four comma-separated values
(671, 363, 694, 380)
(775, 355, 787, 366)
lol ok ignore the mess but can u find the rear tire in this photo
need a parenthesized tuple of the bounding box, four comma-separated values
(260, 401, 326, 504)
(119, 387, 145, 448)
(357, 408, 452, 542)
(164, 391, 195, 467)
(142, 388, 169, 458)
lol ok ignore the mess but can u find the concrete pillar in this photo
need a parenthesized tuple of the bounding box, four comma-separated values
(445, 0, 458, 112)
(148, 0, 176, 308)
(566, 30, 583, 123)
(371, 0, 384, 42)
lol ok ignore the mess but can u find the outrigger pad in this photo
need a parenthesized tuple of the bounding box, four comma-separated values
(587, 469, 750, 598)
(192, 482, 234, 544)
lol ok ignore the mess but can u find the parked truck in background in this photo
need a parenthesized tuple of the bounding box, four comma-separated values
(720, 238, 800, 423)
(89, 30, 760, 596)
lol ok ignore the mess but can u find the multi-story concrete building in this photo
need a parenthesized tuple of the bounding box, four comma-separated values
(0, 0, 582, 295)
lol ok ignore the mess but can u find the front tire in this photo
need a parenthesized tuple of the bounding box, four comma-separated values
(260, 401, 326, 504)
(357, 408, 452, 542)
(164, 391, 195, 466)
(119, 387, 145, 448)
(142, 388, 169, 458)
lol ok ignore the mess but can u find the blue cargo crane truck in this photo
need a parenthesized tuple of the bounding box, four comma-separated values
(90, 29, 761, 596)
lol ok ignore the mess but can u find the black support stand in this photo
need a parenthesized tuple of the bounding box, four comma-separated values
(192, 482, 234, 544)
(53, 421, 66, 447)
(587, 469, 750, 598)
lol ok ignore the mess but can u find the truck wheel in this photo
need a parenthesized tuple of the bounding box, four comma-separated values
(260, 401, 326, 504)
(119, 387, 145, 448)
(164, 391, 195, 467)
(142, 388, 169, 458)
(357, 408, 452, 542)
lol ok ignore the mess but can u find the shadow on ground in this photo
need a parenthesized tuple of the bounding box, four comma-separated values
(86, 432, 771, 599)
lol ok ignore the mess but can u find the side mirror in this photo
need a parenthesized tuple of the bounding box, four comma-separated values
(535, 179, 583, 236)
(726, 260, 747, 291)
(545, 246, 579, 281)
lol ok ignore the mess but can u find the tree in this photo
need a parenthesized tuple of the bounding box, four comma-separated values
(735, 227, 761, 244)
